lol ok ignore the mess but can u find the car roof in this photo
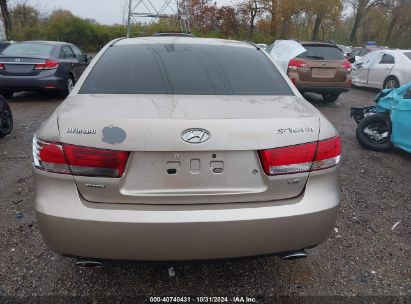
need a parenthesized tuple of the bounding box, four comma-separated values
(371, 49, 409, 54)
(392, 49, 411, 53)
(18, 40, 69, 46)
(153, 32, 195, 37)
(298, 41, 339, 47)
(115, 37, 256, 49)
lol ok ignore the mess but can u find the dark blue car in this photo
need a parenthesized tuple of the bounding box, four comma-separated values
(0, 41, 91, 97)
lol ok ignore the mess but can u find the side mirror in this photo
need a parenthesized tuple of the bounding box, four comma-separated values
(83, 54, 92, 62)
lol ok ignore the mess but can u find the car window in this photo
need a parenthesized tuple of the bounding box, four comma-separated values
(266, 43, 274, 53)
(79, 44, 294, 96)
(355, 51, 377, 68)
(70, 45, 84, 62)
(297, 45, 344, 60)
(359, 49, 370, 56)
(379, 54, 395, 64)
(1, 43, 54, 56)
(0, 43, 11, 54)
(403, 52, 411, 60)
(60, 46, 76, 59)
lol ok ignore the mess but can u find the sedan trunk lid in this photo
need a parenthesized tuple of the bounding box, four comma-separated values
(0, 56, 48, 76)
(57, 94, 321, 204)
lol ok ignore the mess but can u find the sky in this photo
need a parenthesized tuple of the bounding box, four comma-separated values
(27, 0, 236, 25)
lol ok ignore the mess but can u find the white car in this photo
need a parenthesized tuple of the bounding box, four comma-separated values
(352, 49, 411, 89)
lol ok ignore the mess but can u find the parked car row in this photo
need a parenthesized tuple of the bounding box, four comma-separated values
(3, 34, 405, 265)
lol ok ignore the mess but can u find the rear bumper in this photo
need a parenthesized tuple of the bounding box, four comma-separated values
(0, 72, 65, 91)
(34, 167, 340, 261)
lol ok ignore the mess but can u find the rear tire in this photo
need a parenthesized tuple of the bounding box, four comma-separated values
(356, 113, 391, 152)
(383, 76, 399, 89)
(61, 75, 75, 97)
(0, 97, 13, 138)
(322, 93, 340, 102)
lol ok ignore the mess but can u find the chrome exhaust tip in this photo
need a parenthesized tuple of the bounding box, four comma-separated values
(75, 258, 103, 268)
(280, 250, 307, 260)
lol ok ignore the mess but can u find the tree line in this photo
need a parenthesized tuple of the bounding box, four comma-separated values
(0, 0, 410, 52)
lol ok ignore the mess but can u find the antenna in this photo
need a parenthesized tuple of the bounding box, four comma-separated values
(126, 0, 190, 37)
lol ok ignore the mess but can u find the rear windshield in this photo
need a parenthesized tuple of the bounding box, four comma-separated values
(1, 43, 54, 56)
(79, 44, 293, 95)
(297, 45, 344, 60)
(351, 49, 370, 57)
(404, 52, 411, 60)
(359, 49, 370, 56)
(0, 43, 11, 53)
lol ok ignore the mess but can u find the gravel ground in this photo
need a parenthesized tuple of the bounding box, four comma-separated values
(0, 89, 410, 300)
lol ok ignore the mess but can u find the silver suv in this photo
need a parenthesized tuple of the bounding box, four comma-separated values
(33, 37, 341, 261)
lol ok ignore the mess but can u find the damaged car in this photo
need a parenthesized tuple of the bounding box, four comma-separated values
(351, 82, 411, 153)
(352, 49, 411, 89)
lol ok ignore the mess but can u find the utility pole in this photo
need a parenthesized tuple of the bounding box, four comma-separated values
(126, 0, 132, 37)
(126, 0, 190, 37)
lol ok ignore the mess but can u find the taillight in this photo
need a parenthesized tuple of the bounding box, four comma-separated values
(0, 63, 4, 70)
(341, 60, 352, 72)
(33, 139, 70, 174)
(33, 137, 129, 178)
(34, 59, 59, 70)
(259, 142, 317, 175)
(288, 58, 308, 71)
(311, 136, 341, 171)
(64, 145, 129, 177)
(258, 136, 341, 175)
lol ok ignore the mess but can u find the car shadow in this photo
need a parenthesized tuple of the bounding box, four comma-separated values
(61, 253, 313, 296)
(351, 85, 381, 94)
(302, 93, 334, 107)
(8, 91, 64, 103)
